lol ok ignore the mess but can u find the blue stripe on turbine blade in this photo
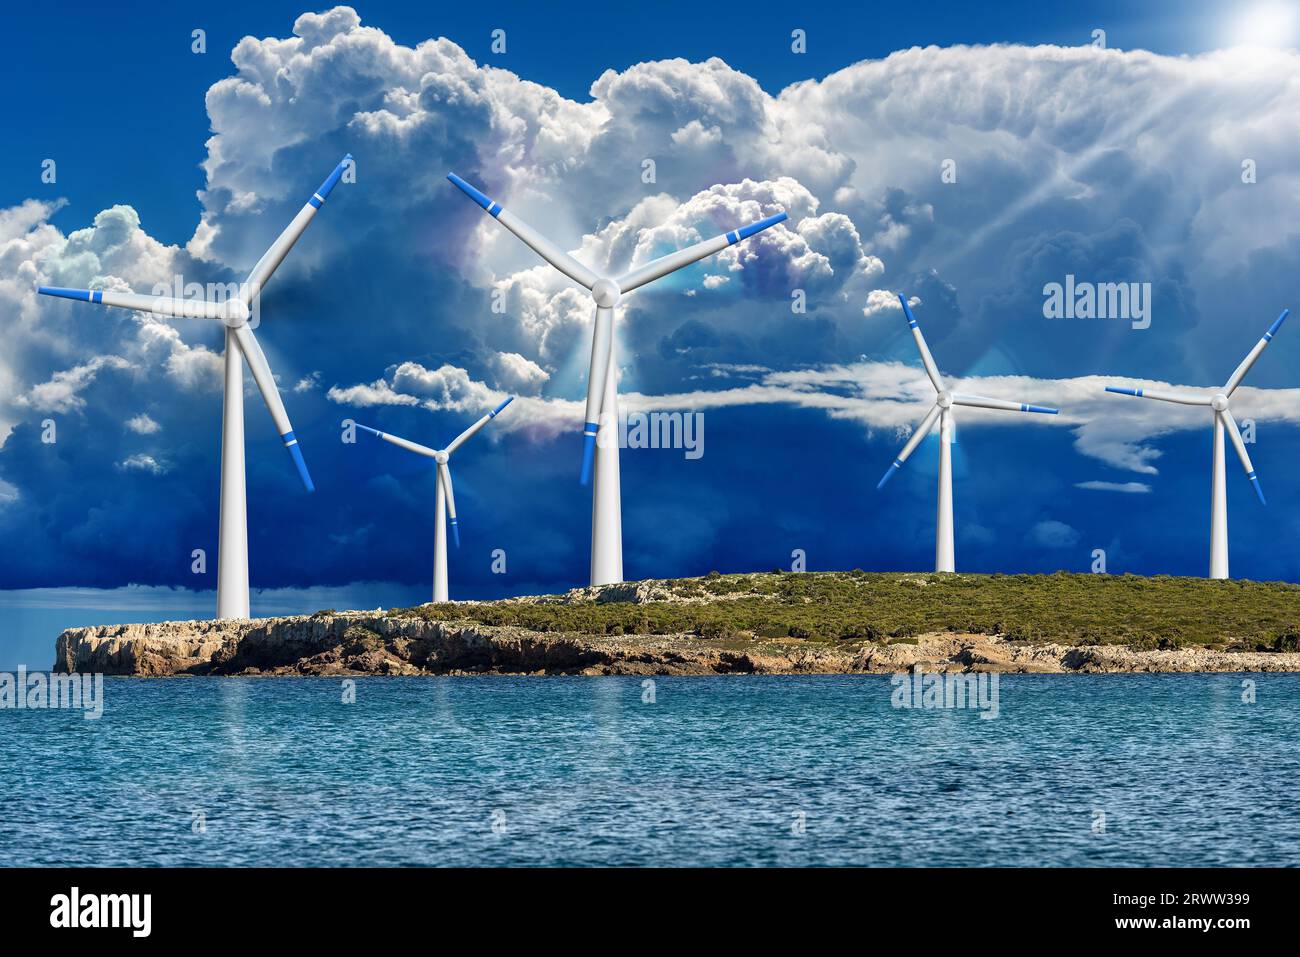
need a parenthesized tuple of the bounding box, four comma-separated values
(491, 396, 515, 417)
(726, 231, 739, 244)
(37, 286, 93, 302)
(877, 461, 901, 490)
(447, 173, 498, 215)
(282, 432, 314, 492)
(1248, 472, 1266, 505)
(354, 424, 382, 437)
(899, 294, 918, 327)
(314, 154, 352, 203)
(1267, 308, 1290, 339)
(1023, 404, 1058, 414)
(580, 426, 599, 486)
(736, 211, 788, 241)
(1105, 386, 1142, 397)
(449, 519, 461, 548)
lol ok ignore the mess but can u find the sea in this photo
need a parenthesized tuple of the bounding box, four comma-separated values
(1, 674, 1295, 866)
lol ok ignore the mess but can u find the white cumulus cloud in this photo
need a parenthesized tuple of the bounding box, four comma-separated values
(125, 413, 160, 434)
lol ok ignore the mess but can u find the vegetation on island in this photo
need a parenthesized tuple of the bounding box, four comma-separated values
(385, 571, 1300, 652)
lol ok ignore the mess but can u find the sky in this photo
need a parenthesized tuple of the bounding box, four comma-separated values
(2, 0, 1300, 663)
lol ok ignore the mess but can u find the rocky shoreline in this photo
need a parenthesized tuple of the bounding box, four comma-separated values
(54, 610, 1300, 676)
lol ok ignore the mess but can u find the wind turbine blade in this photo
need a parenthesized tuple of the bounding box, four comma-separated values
(38, 286, 227, 320)
(244, 154, 352, 298)
(952, 393, 1058, 414)
(230, 323, 313, 491)
(1104, 386, 1211, 406)
(1225, 309, 1289, 395)
(446, 173, 598, 290)
(354, 424, 439, 458)
(899, 295, 944, 393)
(438, 461, 460, 548)
(446, 396, 514, 455)
(1221, 408, 1266, 504)
(615, 212, 788, 294)
(877, 404, 942, 490)
(580, 306, 614, 486)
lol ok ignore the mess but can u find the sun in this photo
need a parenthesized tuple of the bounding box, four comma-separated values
(1228, 1, 1299, 48)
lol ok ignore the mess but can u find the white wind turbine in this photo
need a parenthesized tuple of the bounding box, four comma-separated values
(447, 172, 786, 586)
(356, 397, 514, 602)
(876, 294, 1059, 572)
(1104, 308, 1289, 579)
(37, 154, 352, 619)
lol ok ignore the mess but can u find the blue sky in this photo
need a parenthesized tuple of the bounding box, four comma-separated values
(2, 1, 1300, 664)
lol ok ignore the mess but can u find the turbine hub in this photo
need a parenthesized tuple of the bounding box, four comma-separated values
(1211, 393, 1228, 412)
(222, 298, 250, 327)
(937, 390, 953, 408)
(435, 450, 449, 464)
(591, 278, 621, 308)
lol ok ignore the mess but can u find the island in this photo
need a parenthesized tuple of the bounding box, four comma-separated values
(54, 571, 1300, 676)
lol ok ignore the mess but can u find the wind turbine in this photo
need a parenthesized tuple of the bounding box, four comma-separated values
(37, 154, 352, 619)
(876, 294, 1059, 572)
(1104, 309, 1289, 579)
(446, 172, 787, 586)
(356, 397, 514, 602)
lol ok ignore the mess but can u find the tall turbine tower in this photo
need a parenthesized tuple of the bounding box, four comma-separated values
(356, 398, 513, 602)
(1104, 309, 1289, 579)
(37, 155, 352, 618)
(876, 294, 1059, 572)
(446, 173, 786, 586)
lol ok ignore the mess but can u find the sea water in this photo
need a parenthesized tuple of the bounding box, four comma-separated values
(1, 674, 1295, 866)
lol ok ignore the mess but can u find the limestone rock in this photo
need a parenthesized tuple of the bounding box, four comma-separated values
(50, 614, 1300, 677)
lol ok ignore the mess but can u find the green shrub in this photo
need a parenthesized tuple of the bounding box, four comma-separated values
(1272, 627, 1300, 652)
(384, 571, 1300, 650)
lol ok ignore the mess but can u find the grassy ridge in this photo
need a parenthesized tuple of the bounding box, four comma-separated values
(387, 571, 1300, 651)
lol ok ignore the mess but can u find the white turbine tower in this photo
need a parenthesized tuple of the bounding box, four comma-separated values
(356, 397, 514, 602)
(1104, 308, 1289, 579)
(37, 154, 352, 619)
(876, 294, 1059, 572)
(447, 172, 786, 586)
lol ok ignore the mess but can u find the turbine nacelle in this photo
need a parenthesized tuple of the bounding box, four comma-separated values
(592, 277, 621, 308)
(221, 298, 251, 327)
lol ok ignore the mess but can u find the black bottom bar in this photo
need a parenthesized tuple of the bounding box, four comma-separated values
(0, 867, 1284, 942)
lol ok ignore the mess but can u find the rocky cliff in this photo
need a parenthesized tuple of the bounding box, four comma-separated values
(55, 612, 1300, 676)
